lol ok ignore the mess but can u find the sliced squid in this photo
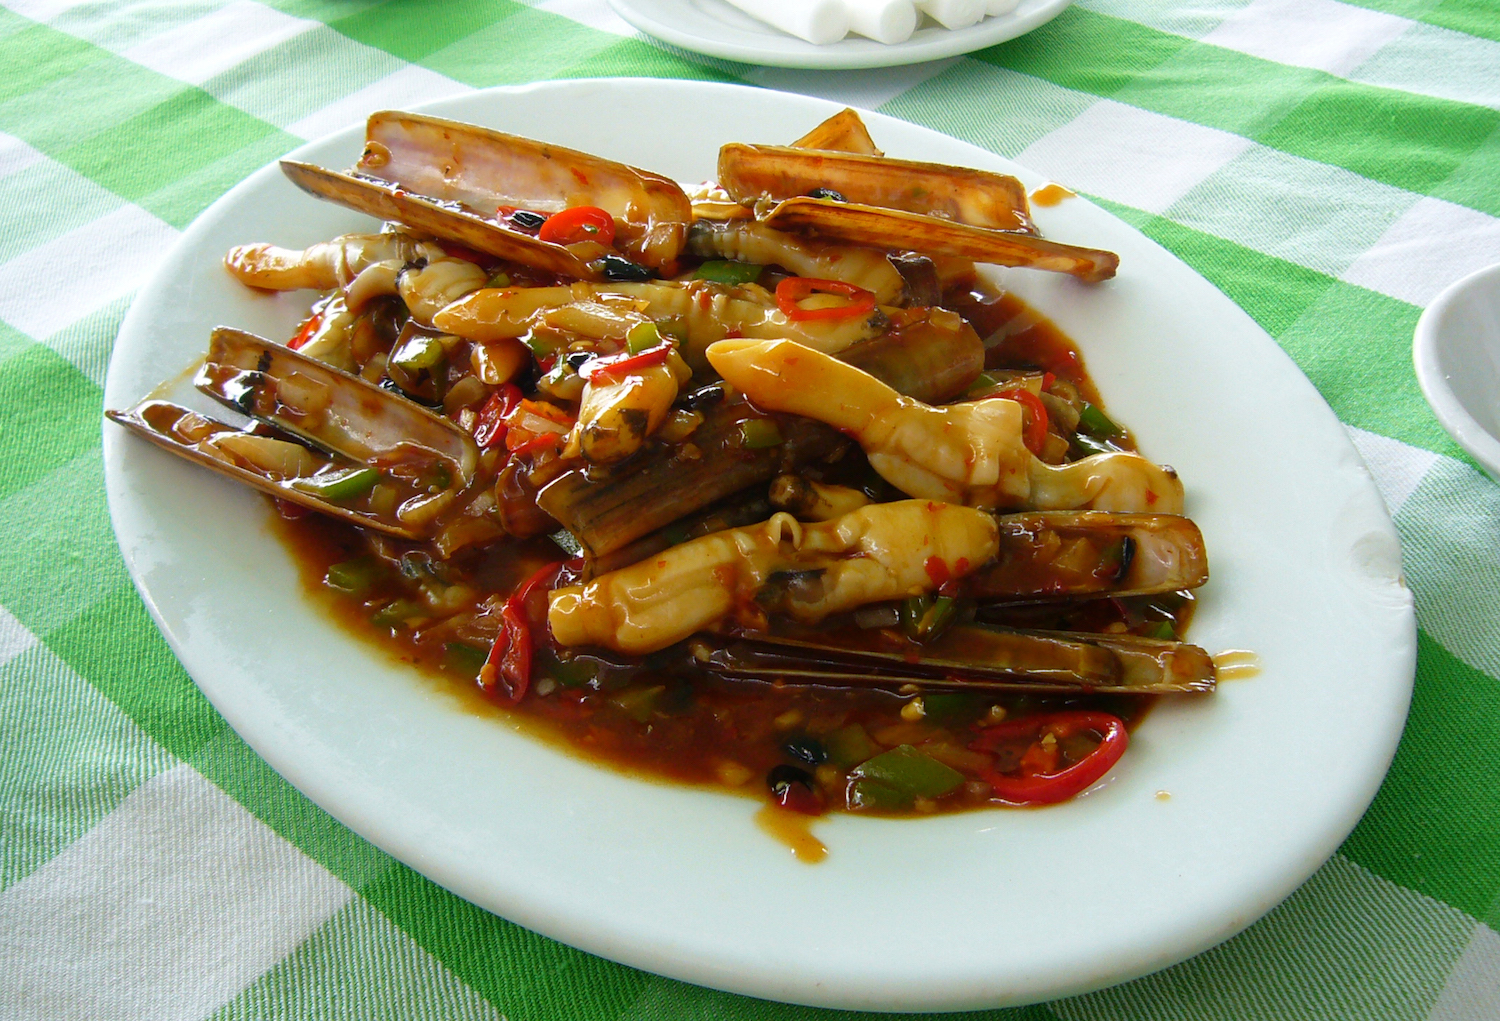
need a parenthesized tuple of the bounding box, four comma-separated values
(433, 279, 886, 360)
(548, 501, 1000, 654)
(686, 220, 905, 304)
(706, 338, 1182, 513)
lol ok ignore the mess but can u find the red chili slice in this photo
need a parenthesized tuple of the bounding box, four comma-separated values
(995, 388, 1050, 457)
(287, 311, 322, 350)
(472, 383, 522, 450)
(970, 711, 1128, 804)
(480, 561, 562, 703)
(581, 342, 673, 384)
(774, 277, 877, 322)
(537, 205, 616, 247)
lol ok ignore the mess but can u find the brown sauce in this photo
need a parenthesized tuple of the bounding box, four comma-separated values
(1212, 650, 1261, 679)
(1030, 183, 1076, 207)
(755, 804, 828, 863)
(267, 289, 1198, 823)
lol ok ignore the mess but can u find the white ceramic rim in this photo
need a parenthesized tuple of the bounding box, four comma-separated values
(102, 79, 1416, 1012)
(1412, 262, 1500, 482)
(605, 0, 1073, 69)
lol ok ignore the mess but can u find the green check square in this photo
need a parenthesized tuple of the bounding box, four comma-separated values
(55, 89, 286, 205)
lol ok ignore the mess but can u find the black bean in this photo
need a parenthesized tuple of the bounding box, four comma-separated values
(681, 383, 726, 410)
(767, 764, 814, 797)
(509, 210, 548, 230)
(596, 254, 654, 281)
(565, 350, 594, 370)
(806, 187, 847, 202)
(783, 735, 827, 768)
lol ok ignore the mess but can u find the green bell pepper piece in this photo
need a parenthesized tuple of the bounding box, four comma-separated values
(851, 745, 964, 799)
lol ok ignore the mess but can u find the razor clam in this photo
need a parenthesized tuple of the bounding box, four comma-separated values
(791, 108, 883, 155)
(356, 111, 692, 270)
(280, 161, 606, 280)
(719, 143, 1037, 235)
(105, 401, 426, 539)
(196, 327, 479, 488)
(763, 197, 1119, 283)
(972, 512, 1208, 601)
(700, 625, 1216, 695)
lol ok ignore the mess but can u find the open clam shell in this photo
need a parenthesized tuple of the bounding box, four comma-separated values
(196, 327, 479, 488)
(280, 161, 605, 280)
(356, 110, 691, 271)
(704, 625, 1216, 695)
(719, 143, 1037, 234)
(106, 400, 425, 539)
(763, 197, 1119, 283)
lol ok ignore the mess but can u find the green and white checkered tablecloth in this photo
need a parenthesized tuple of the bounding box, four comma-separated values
(2, 0, 1498, 1017)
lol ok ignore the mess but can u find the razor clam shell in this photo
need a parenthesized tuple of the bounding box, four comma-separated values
(790, 108, 883, 156)
(704, 625, 1215, 694)
(763, 198, 1119, 283)
(719, 143, 1037, 234)
(105, 400, 424, 539)
(280, 160, 602, 280)
(196, 327, 479, 487)
(359, 111, 692, 269)
(972, 512, 1209, 601)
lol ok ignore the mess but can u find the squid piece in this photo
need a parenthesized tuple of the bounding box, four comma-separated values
(707, 338, 1182, 514)
(548, 501, 1000, 654)
(226, 231, 490, 332)
(535, 318, 984, 557)
(357, 111, 692, 270)
(703, 626, 1215, 694)
(763, 198, 1118, 283)
(719, 144, 1037, 234)
(224, 233, 442, 291)
(686, 220, 905, 305)
(105, 401, 427, 539)
(768, 475, 872, 521)
(574, 348, 693, 464)
(790, 108, 883, 155)
(433, 279, 886, 360)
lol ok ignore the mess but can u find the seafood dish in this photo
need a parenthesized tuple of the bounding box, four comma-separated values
(108, 107, 1216, 825)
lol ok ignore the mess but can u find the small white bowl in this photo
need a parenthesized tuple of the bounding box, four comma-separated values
(1414, 262, 1500, 483)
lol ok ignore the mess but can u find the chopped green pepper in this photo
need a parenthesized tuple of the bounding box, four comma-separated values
(1071, 432, 1115, 457)
(824, 723, 877, 768)
(846, 777, 911, 812)
(915, 595, 960, 639)
(443, 642, 488, 677)
(851, 745, 964, 799)
(609, 684, 664, 723)
(390, 335, 446, 372)
(324, 557, 382, 598)
(693, 260, 762, 285)
(293, 467, 379, 501)
(1143, 620, 1177, 640)
(1078, 402, 1123, 438)
(739, 418, 783, 449)
(923, 692, 985, 726)
(486, 270, 512, 288)
(371, 598, 424, 630)
(625, 321, 661, 355)
(965, 371, 1001, 394)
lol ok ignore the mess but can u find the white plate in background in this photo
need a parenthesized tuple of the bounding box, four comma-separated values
(607, 0, 1073, 69)
(103, 79, 1415, 1011)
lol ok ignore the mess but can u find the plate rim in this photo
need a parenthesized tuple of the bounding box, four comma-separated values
(101, 77, 1417, 1011)
(605, 0, 1075, 69)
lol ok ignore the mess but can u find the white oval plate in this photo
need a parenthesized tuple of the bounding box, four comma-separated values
(607, 0, 1073, 69)
(102, 79, 1415, 1012)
